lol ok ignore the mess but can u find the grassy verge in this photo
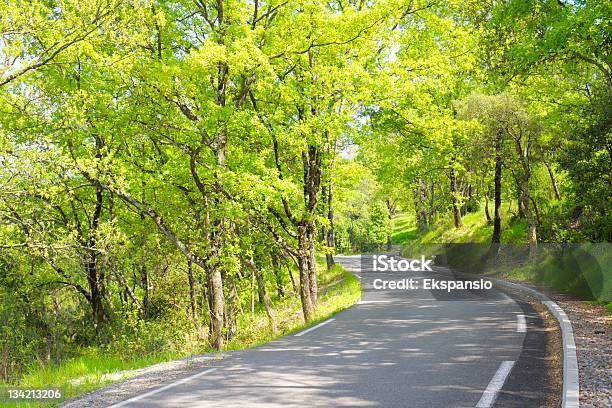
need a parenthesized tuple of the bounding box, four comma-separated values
(1, 263, 360, 407)
(392, 204, 526, 245)
(498, 263, 612, 315)
(496, 244, 611, 305)
(1, 351, 188, 408)
(392, 207, 610, 306)
(391, 213, 419, 243)
(225, 262, 361, 350)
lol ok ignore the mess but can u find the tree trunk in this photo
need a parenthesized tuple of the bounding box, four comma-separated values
(415, 178, 428, 232)
(544, 160, 561, 200)
(297, 225, 314, 322)
(87, 183, 106, 340)
(88, 267, 105, 339)
(325, 178, 335, 269)
(271, 253, 285, 298)
(299, 141, 321, 315)
(207, 264, 225, 349)
(206, 204, 226, 348)
(419, 180, 428, 231)
(449, 157, 462, 228)
(205, 272, 213, 339)
(517, 184, 525, 218)
(523, 180, 537, 258)
(386, 224, 392, 250)
(385, 197, 393, 250)
(208, 24, 230, 347)
(466, 183, 473, 213)
(203, 188, 226, 350)
(250, 266, 255, 315)
(484, 186, 491, 223)
(251, 257, 276, 333)
(225, 277, 238, 340)
(530, 196, 541, 226)
(286, 259, 298, 295)
(413, 188, 420, 229)
(491, 131, 503, 244)
(428, 179, 435, 226)
(140, 265, 149, 318)
(307, 222, 317, 305)
(515, 140, 537, 259)
(187, 261, 199, 327)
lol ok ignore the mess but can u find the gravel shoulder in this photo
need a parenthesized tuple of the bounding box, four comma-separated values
(58, 352, 228, 408)
(560, 300, 611, 408)
(501, 278, 611, 408)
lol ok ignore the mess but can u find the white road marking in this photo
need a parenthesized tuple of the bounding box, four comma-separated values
(354, 274, 362, 279)
(356, 300, 392, 304)
(475, 361, 516, 408)
(294, 318, 335, 337)
(517, 314, 527, 333)
(106, 368, 218, 408)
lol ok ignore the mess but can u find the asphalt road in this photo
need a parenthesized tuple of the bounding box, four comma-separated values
(106, 254, 551, 408)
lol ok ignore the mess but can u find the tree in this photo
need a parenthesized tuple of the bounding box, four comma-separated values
(0, 0, 128, 87)
(458, 92, 542, 252)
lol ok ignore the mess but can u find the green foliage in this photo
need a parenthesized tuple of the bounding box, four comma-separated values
(0, 0, 609, 401)
(332, 162, 392, 253)
(499, 244, 611, 302)
(391, 213, 418, 244)
(1, 262, 359, 406)
(393, 202, 528, 245)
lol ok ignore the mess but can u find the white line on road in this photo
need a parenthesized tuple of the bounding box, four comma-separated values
(294, 318, 335, 337)
(354, 274, 362, 279)
(106, 367, 218, 408)
(517, 314, 527, 333)
(356, 300, 392, 304)
(475, 361, 516, 408)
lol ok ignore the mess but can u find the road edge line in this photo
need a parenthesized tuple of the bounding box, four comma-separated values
(423, 262, 579, 407)
(475, 360, 516, 408)
(488, 278, 580, 408)
(106, 367, 218, 408)
(294, 318, 335, 337)
(516, 314, 526, 333)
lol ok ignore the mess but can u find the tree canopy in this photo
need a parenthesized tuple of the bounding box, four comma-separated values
(0, 0, 609, 388)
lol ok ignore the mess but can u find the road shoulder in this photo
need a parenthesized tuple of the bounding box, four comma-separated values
(58, 353, 225, 408)
(493, 289, 563, 408)
(501, 280, 611, 408)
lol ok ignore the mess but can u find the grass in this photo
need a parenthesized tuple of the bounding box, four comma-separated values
(393, 207, 611, 304)
(1, 263, 361, 407)
(392, 201, 527, 245)
(391, 213, 419, 243)
(391, 205, 612, 303)
(225, 262, 361, 350)
(497, 243, 612, 303)
(1, 351, 186, 408)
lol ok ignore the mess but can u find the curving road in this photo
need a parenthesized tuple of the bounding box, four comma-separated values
(104, 254, 552, 408)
